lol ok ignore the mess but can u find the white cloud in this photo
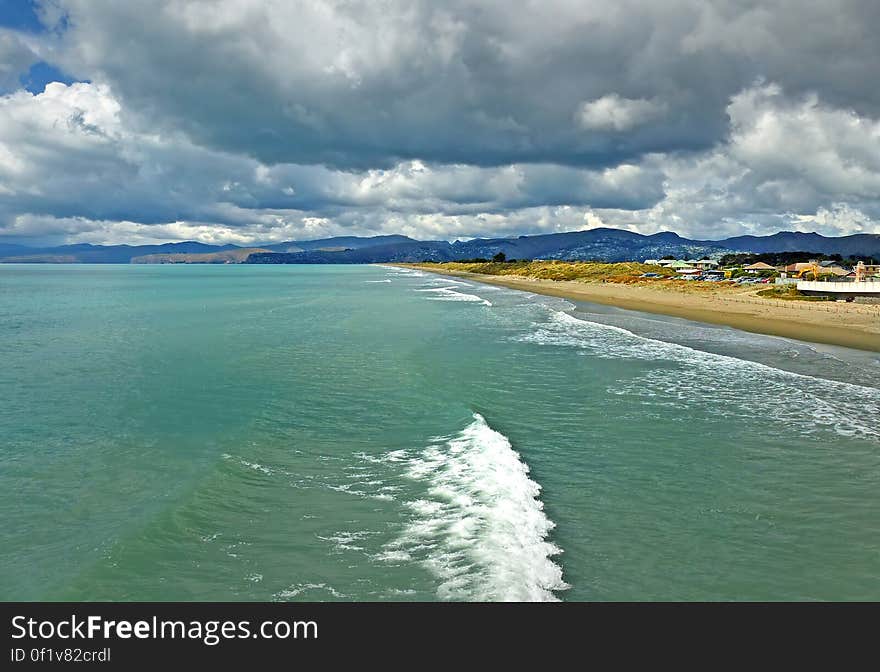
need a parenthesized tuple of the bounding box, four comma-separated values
(578, 94, 665, 131)
(2, 78, 879, 245)
(726, 83, 880, 203)
(792, 204, 876, 237)
(0, 81, 668, 244)
(558, 83, 880, 239)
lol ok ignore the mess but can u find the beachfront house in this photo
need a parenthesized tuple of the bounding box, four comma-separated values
(662, 259, 700, 277)
(781, 260, 852, 279)
(692, 259, 719, 270)
(818, 260, 852, 277)
(742, 261, 776, 274)
(782, 262, 814, 275)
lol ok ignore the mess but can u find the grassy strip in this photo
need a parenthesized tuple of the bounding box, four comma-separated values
(756, 286, 831, 301)
(426, 260, 674, 282)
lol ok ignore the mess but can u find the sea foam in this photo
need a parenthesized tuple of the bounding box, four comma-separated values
(414, 286, 492, 306)
(382, 413, 568, 601)
(520, 310, 880, 440)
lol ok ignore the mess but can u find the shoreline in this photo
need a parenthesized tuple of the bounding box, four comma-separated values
(400, 265, 880, 353)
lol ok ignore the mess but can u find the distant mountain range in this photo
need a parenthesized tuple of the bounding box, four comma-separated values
(1, 229, 878, 264)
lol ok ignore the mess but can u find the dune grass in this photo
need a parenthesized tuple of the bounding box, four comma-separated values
(431, 260, 673, 282)
(756, 285, 832, 301)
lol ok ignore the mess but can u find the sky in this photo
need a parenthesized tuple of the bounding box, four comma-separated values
(0, 1, 879, 247)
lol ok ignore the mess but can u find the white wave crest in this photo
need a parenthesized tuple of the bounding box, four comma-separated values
(381, 413, 568, 601)
(273, 583, 346, 600)
(383, 267, 425, 277)
(419, 278, 474, 287)
(519, 310, 880, 440)
(414, 286, 492, 306)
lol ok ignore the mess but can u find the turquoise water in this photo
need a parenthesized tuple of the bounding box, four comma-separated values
(1, 264, 878, 601)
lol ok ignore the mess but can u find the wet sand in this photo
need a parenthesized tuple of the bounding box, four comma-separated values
(405, 266, 880, 353)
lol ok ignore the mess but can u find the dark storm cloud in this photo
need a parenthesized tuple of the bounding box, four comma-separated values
(40, 0, 880, 169)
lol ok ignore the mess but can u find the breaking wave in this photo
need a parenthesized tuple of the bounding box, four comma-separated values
(518, 310, 880, 440)
(381, 413, 568, 601)
(414, 286, 492, 306)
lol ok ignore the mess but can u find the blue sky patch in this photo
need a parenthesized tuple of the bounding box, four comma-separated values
(21, 60, 78, 93)
(0, 0, 45, 33)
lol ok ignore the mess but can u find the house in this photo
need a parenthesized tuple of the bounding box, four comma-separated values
(853, 261, 880, 282)
(742, 262, 776, 274)
(782, 260, 851, 279)
(860, 263, 880, 278)
(667, 260, 695, 270)
(818, 260, 852, 276)
(692, 259, 719, 270)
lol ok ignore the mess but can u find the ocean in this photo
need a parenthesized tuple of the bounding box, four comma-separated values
(1, 263, 878, 601)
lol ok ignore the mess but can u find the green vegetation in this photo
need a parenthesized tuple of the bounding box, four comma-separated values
(756, 285, 831, 301)
(427, 260, 674, 282)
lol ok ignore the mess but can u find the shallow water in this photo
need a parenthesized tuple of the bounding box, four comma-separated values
(1, 264, 878, 600)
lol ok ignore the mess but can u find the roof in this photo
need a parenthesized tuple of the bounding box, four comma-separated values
(667, 260, 694, 268)
(743, 262, 776, 270)
(819, 260, 850, 270)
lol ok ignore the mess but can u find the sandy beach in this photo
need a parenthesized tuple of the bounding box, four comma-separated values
(405, 265, 880, 353)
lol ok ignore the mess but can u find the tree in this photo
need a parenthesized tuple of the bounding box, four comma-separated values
(493, 252, 507, 262)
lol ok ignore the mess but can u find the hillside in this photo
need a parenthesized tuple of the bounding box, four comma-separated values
(3, 229, 878, 264)
(707, 231, 880, 256)
(0, 241, 239, 264)
(131, 248, 271, 264)
(448, 228, 732, 261)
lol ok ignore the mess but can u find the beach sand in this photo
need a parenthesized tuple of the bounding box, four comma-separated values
(405, 266, 880, 353)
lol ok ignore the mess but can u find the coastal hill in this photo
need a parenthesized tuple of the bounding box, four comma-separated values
(2, 228, 878, 264)
(0, 241, 240, 264)
(706, 231, 880, 257)
(131, 248, 271, 264)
